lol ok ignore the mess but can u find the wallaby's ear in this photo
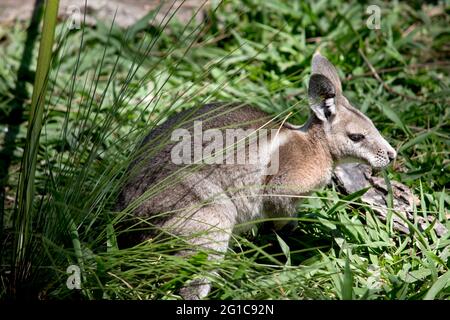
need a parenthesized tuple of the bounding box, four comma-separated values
(308, 73, 336, 122)
(311, 52, 342, 94)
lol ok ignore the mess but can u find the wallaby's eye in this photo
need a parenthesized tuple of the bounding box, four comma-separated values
(348, 133, 365, 142)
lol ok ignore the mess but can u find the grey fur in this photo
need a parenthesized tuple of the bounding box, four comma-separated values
(115, 53, 396, 299)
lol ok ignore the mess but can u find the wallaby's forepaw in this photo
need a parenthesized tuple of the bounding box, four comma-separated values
(179, 277, 211, 300)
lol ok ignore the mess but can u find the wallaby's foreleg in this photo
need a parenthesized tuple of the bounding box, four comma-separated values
(165, 202, 236, 300)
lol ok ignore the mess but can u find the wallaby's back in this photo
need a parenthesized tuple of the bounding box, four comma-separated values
(116, 102, 283, 243)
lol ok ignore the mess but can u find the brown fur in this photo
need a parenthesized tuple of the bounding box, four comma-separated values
(115, 53, 396, 299)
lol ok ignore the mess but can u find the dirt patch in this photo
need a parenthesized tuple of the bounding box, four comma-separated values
(0, 0, 209, 27)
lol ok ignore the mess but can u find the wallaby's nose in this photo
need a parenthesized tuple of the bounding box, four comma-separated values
(387, 149, 396, 162)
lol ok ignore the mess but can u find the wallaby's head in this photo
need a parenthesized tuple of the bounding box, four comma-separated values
(307, 53, 396, 169)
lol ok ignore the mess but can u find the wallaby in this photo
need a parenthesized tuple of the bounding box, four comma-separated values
(116, 53, 397, 299)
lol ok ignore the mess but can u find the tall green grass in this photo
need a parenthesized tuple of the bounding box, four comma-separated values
(0, 0, 448, 299)
(8, 0, 59, 298)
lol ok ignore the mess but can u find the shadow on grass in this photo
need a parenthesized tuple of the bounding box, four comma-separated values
(0, 0, 43, 297)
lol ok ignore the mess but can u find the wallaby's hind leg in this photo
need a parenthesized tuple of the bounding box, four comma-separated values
(166, 202, 236, 300)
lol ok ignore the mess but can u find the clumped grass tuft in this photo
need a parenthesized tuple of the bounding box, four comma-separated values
(0, 0, 448, 300)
